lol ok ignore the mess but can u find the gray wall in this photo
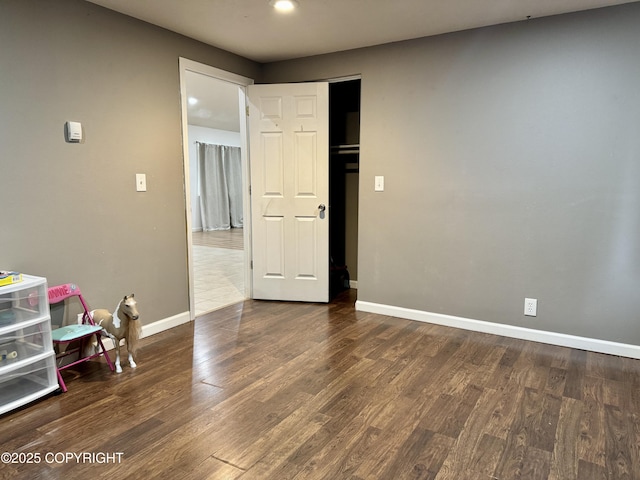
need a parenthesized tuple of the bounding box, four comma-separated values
(263, 4, 640, 344)
(3, 0, 639, 346)
(0, 0, 260, 324)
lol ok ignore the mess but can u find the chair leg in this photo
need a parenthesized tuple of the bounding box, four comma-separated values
(56, 369, 68, 393)
(96, 335, 115, 372)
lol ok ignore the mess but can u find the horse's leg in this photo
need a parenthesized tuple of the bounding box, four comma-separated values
(128, 350, 137, 369)
(126, 339, 137, 369)
(124, 321, 139, 369)
(109, 334, 122, 373)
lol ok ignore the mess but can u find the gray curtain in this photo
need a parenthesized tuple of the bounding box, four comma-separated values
(197, 142, 243, 231)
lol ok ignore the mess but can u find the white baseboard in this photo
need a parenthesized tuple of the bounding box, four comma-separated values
(99, 311, 191, 351)
(141, 311, 191, 338)
(349, 280, 358, 289)
(355, 300, 640, 359)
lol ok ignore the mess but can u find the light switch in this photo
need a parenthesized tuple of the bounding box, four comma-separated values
(374, 176, 384, 192)
(136, 173, 147, 192)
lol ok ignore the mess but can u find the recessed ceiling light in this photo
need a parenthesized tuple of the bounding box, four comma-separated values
(188, 97, 198, 105)
(270, 0, 298, 12)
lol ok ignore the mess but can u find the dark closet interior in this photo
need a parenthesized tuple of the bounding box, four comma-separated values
(329, 79, 360, 297)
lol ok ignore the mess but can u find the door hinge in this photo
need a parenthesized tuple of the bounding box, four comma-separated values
(246, 105, 250, 117)
(249, 185, 251, 195)
(250, 260, 253, 269)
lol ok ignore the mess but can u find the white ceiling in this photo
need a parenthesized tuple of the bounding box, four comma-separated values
(88, 0, 638, 63)
(184, 70, 241, 132)
(87, 0, 639, 131)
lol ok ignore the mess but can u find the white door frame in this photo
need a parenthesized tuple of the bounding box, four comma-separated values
(179, 57, 254, 319)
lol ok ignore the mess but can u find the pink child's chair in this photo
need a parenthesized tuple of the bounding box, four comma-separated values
(49, 283, 114, 392)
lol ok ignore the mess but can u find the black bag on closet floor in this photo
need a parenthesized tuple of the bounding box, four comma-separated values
(330, 261, 350, 298)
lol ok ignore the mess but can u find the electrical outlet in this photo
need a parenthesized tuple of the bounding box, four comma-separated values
(524, 298, 537, 317)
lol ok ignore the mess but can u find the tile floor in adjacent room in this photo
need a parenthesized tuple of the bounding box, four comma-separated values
(192, 244, 244, 316)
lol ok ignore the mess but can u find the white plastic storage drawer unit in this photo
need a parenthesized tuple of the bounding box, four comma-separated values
(0, 275, 58, 415)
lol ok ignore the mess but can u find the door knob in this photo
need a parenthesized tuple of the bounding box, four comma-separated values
(318, 204, 326, 212)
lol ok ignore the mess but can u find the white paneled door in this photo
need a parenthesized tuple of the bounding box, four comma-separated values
(248, 83, 329, 302)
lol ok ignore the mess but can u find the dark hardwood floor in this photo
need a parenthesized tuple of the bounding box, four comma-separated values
(1, 290, 640, 479)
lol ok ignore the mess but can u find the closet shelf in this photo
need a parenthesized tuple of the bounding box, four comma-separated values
(331, 144, 359, 155)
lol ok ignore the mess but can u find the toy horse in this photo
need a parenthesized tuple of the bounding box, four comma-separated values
(91, 294, 140, 373)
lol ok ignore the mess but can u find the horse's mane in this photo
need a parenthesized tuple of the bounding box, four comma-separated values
(126, 319, 141, 358)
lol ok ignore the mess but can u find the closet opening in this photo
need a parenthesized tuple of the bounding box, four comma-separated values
(329, 78, 360, 299)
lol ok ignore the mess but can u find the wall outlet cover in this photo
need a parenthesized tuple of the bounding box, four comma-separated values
(524, 298, 537, 316)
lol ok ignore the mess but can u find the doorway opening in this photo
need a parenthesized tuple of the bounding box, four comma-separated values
(179, 58, 253, 318)
(329, 78, 360, 299)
